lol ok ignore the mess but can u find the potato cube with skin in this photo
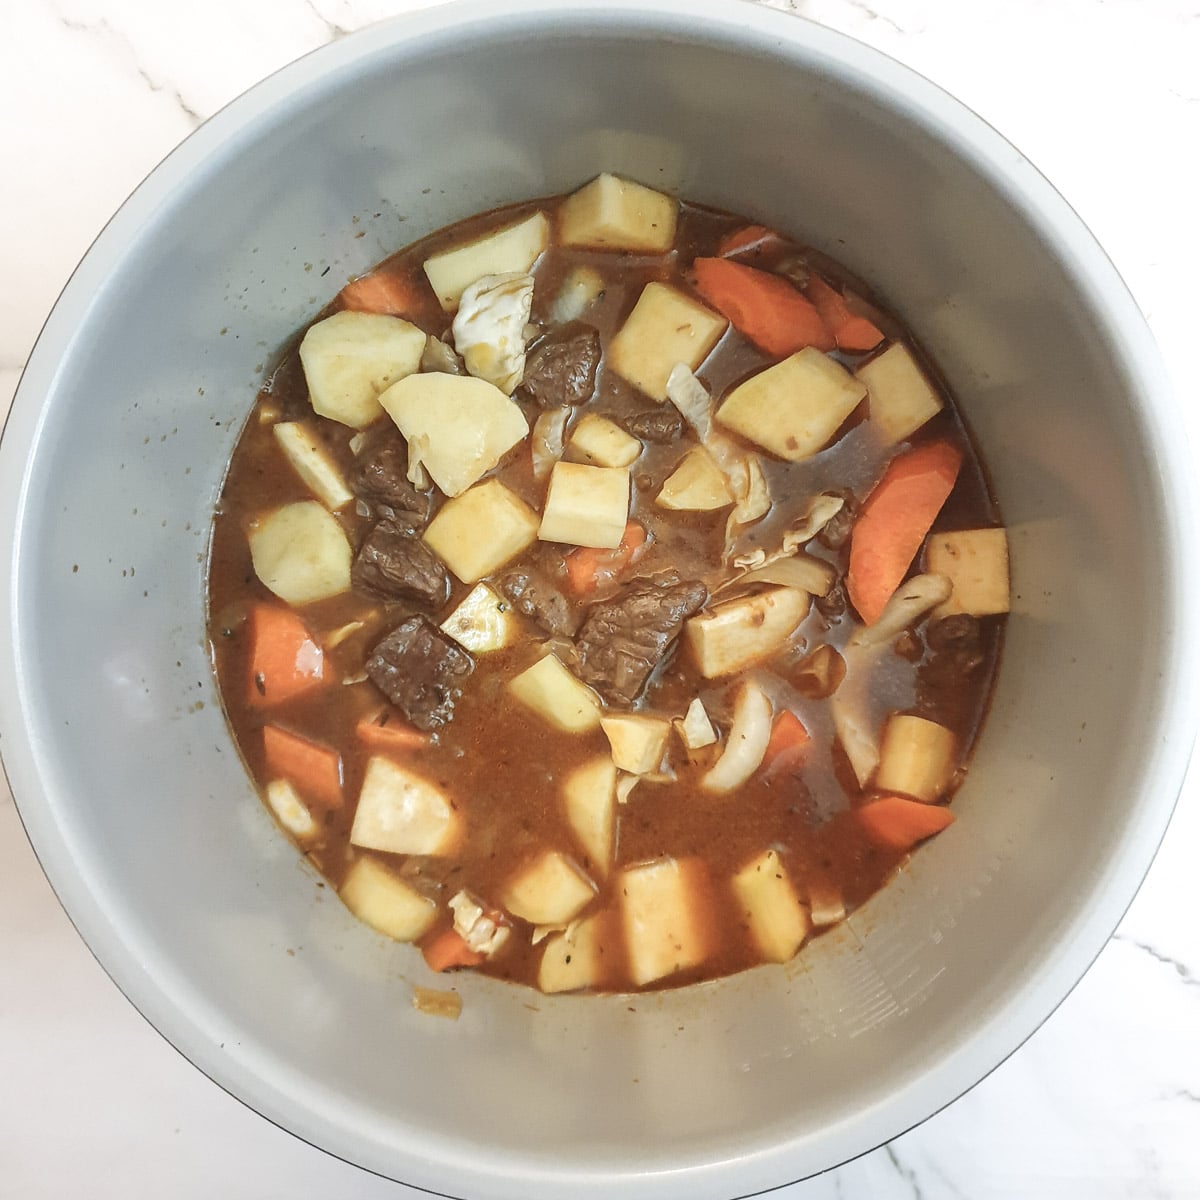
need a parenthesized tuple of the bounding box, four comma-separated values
(731, 850, 812, 963)
(558, 174, 678, 254)
(272, 421, 353, 510)
(538, 461, 630, 549)
(656, 446, 733, 511)
(875, 714, 957, 801)
(538, 913, 605, 994)
(601, 714, 671, 776)
(502, 850, 596, 926)
(608, 283, 727, 402)
(716, 347, 867, 461)
(423, 211, 550, 311)
(339, 855, 437, 942)
(684, 587, 810, 678)
(350, 755, 462, 856)
(298, 311, 426, 429)
(508, 654, 603, 733)
(927, 528, 1011, 618)
(248, 501, 352, 606)
(440, 582, 517, 652)
(619, 857, 710, 987)
(568, 413, 642, 469)
(856, 343, 943, 445)
(423, 479, 540, 585)
(563, 756, 617, 878)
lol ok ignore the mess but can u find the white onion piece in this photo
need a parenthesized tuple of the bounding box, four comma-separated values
(615, 772, 640, 805)
(849, 573, 951, 648)
(531, 408, 568, 480)
(406, 433, 432, 490)
(549, 266, 605, 325)
(831, 643, 885, 787)
(702, 682, 773, 793)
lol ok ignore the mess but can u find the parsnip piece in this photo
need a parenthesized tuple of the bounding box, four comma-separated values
(563, 755, 617, 877)
(298, 311, 425, 429)
(657, 447, 734, 511)
(876, 714, 957, 802)
(927, 529, 1011, 618)
(676, 697, 717, 750)
(502, 850, 596, 926)
(538, 461, 630, 548)
(339, 855, 437, 942)
(601, 714, 671, 776)
(423, 211, 550, 311)
(685, 587, 809, 678)
(264, 778, 319, 843)
(619, 857, 710, 987)
(856, 343, 943, 445)
(702, 682, 772, 793)
(272, 421, 353, 510)
(440, 582, 517, 652)
(716, 347, 867, 461)
(248, 501, 352, 606)
(350, 756, 462, 856)
(508, 654, 603, 733)
(609, 283, 727, 402)
(549, 265, 605, 325)
(379, 373, 528, 498)
(538, 913, 604, 994)
(559, 173, 678, 253)
(423, 479, 540, 584)
(731, 849, 812, 963)
(568, 413, 642, 469)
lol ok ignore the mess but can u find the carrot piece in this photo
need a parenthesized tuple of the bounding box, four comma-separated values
(356, 712, 430, 754)
(338, 269, 424, 317)
(563, 520, 647, 597)
(858, 795, 955, 851)
(692, 257, 834, 357)
(846, 441, 963, 626)
(804, 275, 885, 353)
(246, 604, 325, 709)
(763, 710, 811, 772)
(716, 224, 783, 259)
(421, 927, 485, 972)
(262, 725, 344, 810)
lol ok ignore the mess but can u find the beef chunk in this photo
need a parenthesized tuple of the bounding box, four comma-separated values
(352, 519, 448, 608)
(519, 322, 601, 409)
(366, 616, 473, 730)
(623, 408, 685, 444)
(350, 440, 430, 526)
(497, 569, 576, 637)
(916, 615, 985, 723)
(575, 575, 708, 705)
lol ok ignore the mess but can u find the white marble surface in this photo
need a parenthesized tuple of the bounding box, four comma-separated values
(2, 0, 1199, 1196)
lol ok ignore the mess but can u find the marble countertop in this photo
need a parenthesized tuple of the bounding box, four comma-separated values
(2, 0, 1198, 1196)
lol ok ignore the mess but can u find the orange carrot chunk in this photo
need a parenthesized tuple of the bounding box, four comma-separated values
(716, 224, 784, 259)
(421, 927, 485, 973)
(692, 257, 834, 357)
(763, 710, 811, 772)
(804, 275, 885, 353)
(262, 725, 344, 811)
(563, 520, 647, 597)
(846, 441, 963, 626)
(338, 269, 424, 317)
(858, 795, 956, 851)
(356, 713, 431, 754)
(246, 604, 326, 709)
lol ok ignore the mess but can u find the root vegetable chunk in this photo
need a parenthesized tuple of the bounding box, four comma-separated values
(350, 755, 462, 856)
(248, 501, 352, 606)
(927, 528, 1010, 618)
(562, 756, 617, 877)
(272, 421, 353, 510)
(619, 857, 710, 987)
(440, 582, 517, 652)
(558, 173, 678, 253)
(876, 714, 956, 801)
(423, 211, 549, 311)
(601, 714, 671, 776)
(731, 850, 811, 963)
(856, 343, 943, 445)
(657, 446, 733, 511)
(264, 779, 319, 843)
(538, 461, 630, 549)
(423, 479, 540, 584)
(502, 850, 596, 926)
(339, 855, 437, 942)
(568, 413, 642, 468)
(684, 586, 809, 678)
(508, 654, 603, 733)
(538, 914, 604, 994)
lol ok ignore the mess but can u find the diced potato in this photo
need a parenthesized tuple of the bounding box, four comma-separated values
(619, 857, 710, 987)
(339, 855, 437, 942)
(716, 347, 867, 461)
(248, 501, 352, 606)
(440, 582, 517, 652)
(423, 479, 540, 584)
(350, 755, 462, 856)
(685, 587, 810, 678)
(558, 173, 678, 254)
(656, 446, 733, 511)
(264, 778, 319, 843)
(508, 654, 603, 733)
(875, 714, 957, 802)
(856, 343, 943, 445)
(567, 413, 642, 469)
(608, 283, 727, 402)
(562, 755, 617, 878)
(676, 697, 717, 750)
(927, 528, 1010, 618)
(379, 373, 528, 498)
(423, 211, 550, 311)
(601, 714, 671, 776)
(298, 311, 426, 429)
(538, 461, 630, 549)
(549, 265, 606, 325)
(731, 850, 812, 964)
(502, 850, 596, 926)
(538, 913, 604, 994)
(272, 421, 353, 510)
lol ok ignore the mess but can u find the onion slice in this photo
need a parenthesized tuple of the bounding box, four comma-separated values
(702, 681, 773, 793)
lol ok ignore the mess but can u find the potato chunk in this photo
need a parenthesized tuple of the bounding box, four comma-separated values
(562, 755, 617, 878)
(731, 849, 811, 964)
(656, 446, 733, 511)
(538, 461, 630, 549)
(502, 850, 596, 926)
(875, 714, 956, 801)
(601, 714, 671, 776)
(379, 373, 528, 498)
(856, 343, 943, 445)
(350, 756, 462, 856)
(298, 311, 425, 429)
(248, 501, 352, 606)
(619, 857, 710, 987)
(567, 413, 642, 469)
(339, 855, 437, 942)
(422, 479, 540, 585)
(608, 283, 726, 402)
(439, 582, 518, 652)
(716, 347, 866, 461)
(508, 654, 603, 733)
(927, 528, 1010, 618)
(423, 211, 549, 312)
(684, 587, 809, 678)
(558, 174, 678, 254)
(272, 421, 353, 510)
(538, 913, 604, 994)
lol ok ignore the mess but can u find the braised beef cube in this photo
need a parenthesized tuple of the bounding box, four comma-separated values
(575, 575, 708, 705)
(814, 580, 847, 623)
(497, 569, 576, 637)
(366, 616, 473, 730)
(350, 439, 430, 526)
(623, 408, 685, 444)
(519, 322, 601, 409)
(352, 519, 448, 608)
(917, 615, 985, 715)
